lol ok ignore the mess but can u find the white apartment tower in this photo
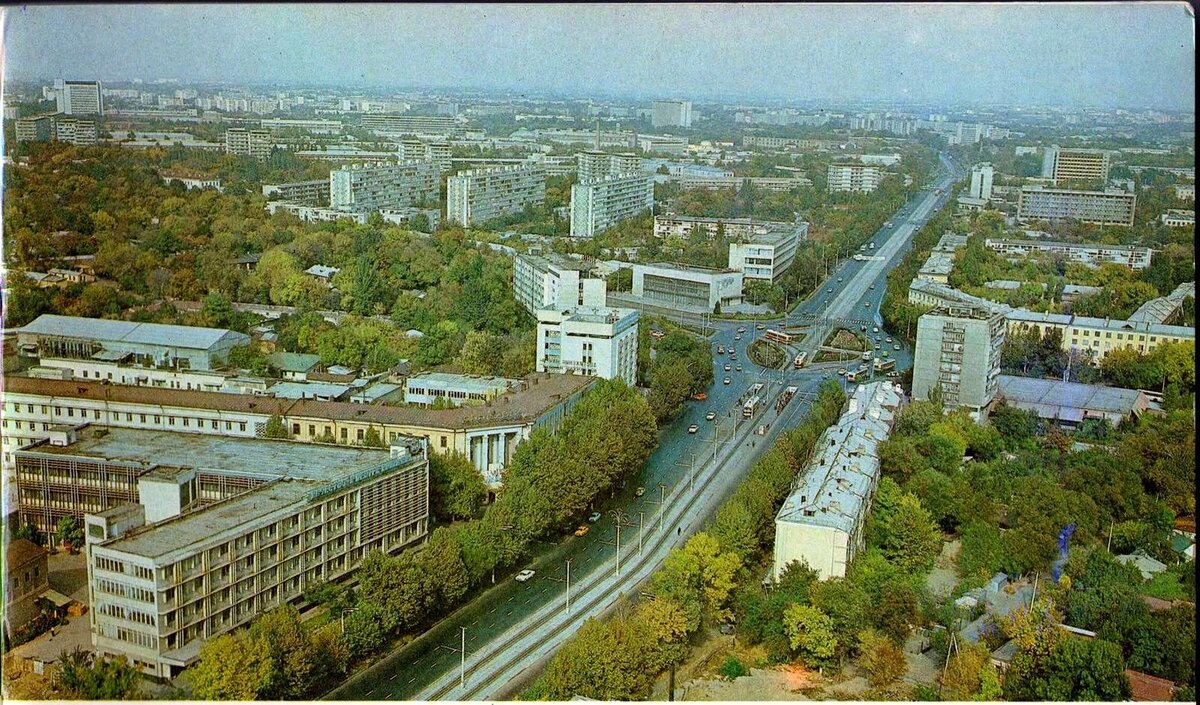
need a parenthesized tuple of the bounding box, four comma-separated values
(329, 161, 442, 213)
(969, 163, 994, 201)
(224, 128, 273, 160)
(446, 164, 546, 227)
(827, 163, 882, 193)
(58, 80, 104, 115)
(651, 100, 693, 128)
(569, 174, 655, 237)
(576, 151, 643, 183)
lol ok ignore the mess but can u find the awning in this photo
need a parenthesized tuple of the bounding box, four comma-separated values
(41, 589, 72, 608)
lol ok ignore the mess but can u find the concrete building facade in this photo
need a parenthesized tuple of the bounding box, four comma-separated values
(985, 238, 1153, 269)
(536, 307, 639, 386)
(224, 128, 272, 160)
(59, 80, 103, 115)
(827, 163, 882, 193)
(1016, 186, 1136, 226)
(1042, 146, 1111, 184)
(727, 222, 807, 283)
(513, 252, 607, 315)
(569, 173, 655, 237)
(261, 180, 331, 205)
(630, 263, 744, 312)
(403, 373, 520, 407)
(969, 163, 995, 201)
(912, 304, 1007, 416)
(446, 164, 546, 227)
(651, 100, 693, 128)
(329, 161, 442, 213)
(576, 151, 642, 183)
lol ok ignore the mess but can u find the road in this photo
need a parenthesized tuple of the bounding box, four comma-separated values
(325, 152, 962, 702)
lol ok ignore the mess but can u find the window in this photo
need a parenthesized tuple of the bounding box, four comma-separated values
(356, 428, 364, 441)
(168, 416, 176, 426)
(309, 425, 316, 437)
(211, 420, 218, 430)
(225, 421, 232, 431)
(293, 424, 301, 435)
(239, 422, 246, 432)
(440, 436, 447, 448)
(340, 428, 348, 441)
(140, 414, 146, 423)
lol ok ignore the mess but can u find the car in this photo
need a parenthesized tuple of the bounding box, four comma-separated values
(724, 363, 731, 371)
(882, 351, 890, 358)
(827, 288, 834, 294)
(635, 486, 645, 497)
(885, 337, 892, 343)
(736, 326, 747, 333)
(515, 569, 536, 582)
(706, 411, 717, 421)
(735, 364, 743, 372)
(734, 334, 742, 341)
(822, 372, 831, 379)
(717, 345, 725, 354)
(691, 392, 707, 401)
(870, 283, 876, 289)
(887, 371, 901, 378)
(837, 368, 847, 376)
(728, 347, 736, 355)
(873, 327, 879, 333)
(874, 343, 881, 350)
(730, 354, 738, 361)
(574, 525, 589, 537)
(894, 344, 901, 351)
(588, 511, 602, 523)
(838, 277, 844, 282)
(723, 377, 732, 385)
(756, 323, 766, 330)
(864, 302, 870, 308)
(860, 324, 868, 331)
(874, 335, 881, 342)
(688, 424, 700, 433)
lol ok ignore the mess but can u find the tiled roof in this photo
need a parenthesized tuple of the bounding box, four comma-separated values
(5, 537, 48, 569)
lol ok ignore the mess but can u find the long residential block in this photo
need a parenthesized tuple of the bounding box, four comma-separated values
(446, 164, 546, 227)
(569, 173, 654, 237)
(1016, 186, 1136, 226)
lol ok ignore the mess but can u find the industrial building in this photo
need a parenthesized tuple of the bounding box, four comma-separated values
(446, 164, 546, 227)
(630, 262, 744, 312)
(912, 304, 1007, 416)
(773, 381, 903, 580)
(994, 376, 1156, 428)
(536, 306, 639, 386)
(512, 252, 607, 315)
(569, 173, 654, 237)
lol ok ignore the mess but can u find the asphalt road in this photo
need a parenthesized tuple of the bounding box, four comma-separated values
(325, 153, 963, 702)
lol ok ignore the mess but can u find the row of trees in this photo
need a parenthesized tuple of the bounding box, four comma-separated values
(643, 329, 714, 421)
(185, 380, 658, 698)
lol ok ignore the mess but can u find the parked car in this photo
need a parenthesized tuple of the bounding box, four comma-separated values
(734, 334, 742, 341)
(736, 326, 747, 333)
(735, 364, 743, 372)
(723, 377, 732, 385)
(516, 569, 536, 582)
(635, 486, 645, 497)
(588, 511, 602, 523)
(894, 344, 901, 351)
(837, 368, 847, 376)
(873, 327, 879, 333)
(756, 324, 766, 330)
(574, 525, 589, 537)
(886, 337, 893, 343)
(724, 363, 731, 371)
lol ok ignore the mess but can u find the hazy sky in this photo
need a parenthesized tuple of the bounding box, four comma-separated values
(2, 3, 1195, 109)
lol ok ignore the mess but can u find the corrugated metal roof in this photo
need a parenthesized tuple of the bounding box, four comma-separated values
(19, 314, 246, 351)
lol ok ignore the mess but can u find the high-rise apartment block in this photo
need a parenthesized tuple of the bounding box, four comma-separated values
(1041, 146, 1111, 184)
(446, 164, 546, 227)
(397, 138, 452, 170)
(651, 100, 693, 128)
(569, 173, 655, 237)
(969, 163, 994, 201)
(329, 161, 442, 213)
(912, 304, 1007, 416)
(261, 180, 331, 206)
(224, 128, 273, 160)
(57, 80, 103, 115)
(513, 252, 607, 315)
(1017, 186, 1136, 226)
(827, 163, 882, 193)
(536, 306, 639, 386)
(576, 150, 643, 183)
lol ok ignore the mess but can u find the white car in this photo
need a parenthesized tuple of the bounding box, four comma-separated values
(873, 327, 879, 333)
(706, 411, 717, 421)
(724, 363, 731, 371)
(723, 377, 732, 385)
(736, 326, 747, 333)
(734, 334, 742, 341)
(837, 368, 847, 376)
(688, 424, 700, 433)
(838, 277, 844, 282)
(894, 344, 901, 351)
(870, 284, 876, 289)
(515, 569, 536, 582)
(756, 324, 766, 330)
(735, 364, 742, 372)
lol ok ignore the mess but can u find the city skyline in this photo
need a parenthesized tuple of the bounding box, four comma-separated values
(2, 3, 1195, 110)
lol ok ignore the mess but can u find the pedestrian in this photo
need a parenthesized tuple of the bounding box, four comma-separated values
(678, 526, 681, 536)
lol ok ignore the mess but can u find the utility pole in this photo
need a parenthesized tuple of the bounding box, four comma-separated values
(659, 483, 666, 532)
(460, 626, 466, 690)
(565, 558, 572, 613)
(639, 511, 644, 555)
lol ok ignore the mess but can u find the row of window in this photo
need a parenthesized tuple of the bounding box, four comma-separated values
(5, 402, 250, 434)
(98, 602, 156, 626)
(96, 577, 154, 604)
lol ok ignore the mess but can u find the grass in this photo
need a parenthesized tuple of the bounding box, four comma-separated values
(826, 329, 867, 352)
(748, 339, 787, 369)
(1143, 570, 1187, 601)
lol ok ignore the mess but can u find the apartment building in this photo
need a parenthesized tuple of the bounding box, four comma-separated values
(1, 372, 593, 488)
(536, 306, 639, 386)
(512, 252, 607, 315)
(651, 100, 692, 128)
(727, 222, 808, 283)
(329, 161, 442, 213)
(1006, 310, 1194, 361)
(907, 279, 1010, 315)
(630, 263, 744, 312)
(58, 80, 103, 115)
(359, 114, 457, 135)
(15, 114, 55, 142)
(827, 163, 882, 193)
(266, 202, 367, 224)
(969, 163, 995, 201)
(576, 151, 642, 183)
(396, 138, 452, 170)
(1042, 146, 1111, 183)
(773, 381, 902, 580)
(403, 373, 520, 407)
(261, 179, 331, 205)
(674, 175, 810, 192)
(1161, 209, 1195, 228)
(16, 112, 98, 146)
(1016, 186, 1136, 226)
(912, 304, 1007, 416)
(984, 238, 1153, 269)
(858, 153, 902, 166)
(224, 128, 273, 160)
(569, 173, 655, 237)
(33, 426, 430, 677)
(446, 164, 546, 227)
(258, 118, 343, 134)
(637, 134, 689, 155)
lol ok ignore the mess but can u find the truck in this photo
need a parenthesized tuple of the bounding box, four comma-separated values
(862, 351, 873, 361)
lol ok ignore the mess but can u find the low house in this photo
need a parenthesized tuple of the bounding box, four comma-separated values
(267, 351, 322, 381)
(304, 264, 340, 281)
(1126, 669, 1176, 701)
(1116, 551, 1168, 580)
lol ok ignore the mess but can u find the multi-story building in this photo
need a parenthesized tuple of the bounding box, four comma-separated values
(773, 381, 902, 581)
(1173, 184, 1195, 201)
(569, 173, 654, 237)
(359, 114, 457, 135)
(726, 222, 808, 283)
(265, 202, 367, 224)
(536, 306, 639, 386)
(4, 538, 50, 639)
(261, 180, 331, 205)
(576, 151, 642, 183)
(637, 134, 689, 155)
(651, 100, 692, 128)
(1006, 310, 1194, 361)
(16, 112, 97, 146)
(1160, 209, 1195, 228)
(907, 279, 1010, 314)
(160, 171, 222, 192)
(630, 263, 744, 312)
(446, 164, 546, 227)
(1, 372, 593, 488)
(24, 426, 430, 677)
(403, 373, 521, 407)
(258, 118, 343, 134)
(969, 163, 995, 201)
(827, 163, 882, 193)
(1041, 146, 1111, 184)
(15, 114, 55, 142)
(329, 161, 442, 213)
(912, 304, 1007, 416)
(1017, 186, 1136, 226)
(53, 117, 98, 146)
(15, 315, 250, 373)
(224, 128, 273, 160)
(512, 252, 607, 315)
(858, 153, 902, 166)
(674, 175, 810, 191)
(58, 80, 103, 115)
(396, 138, 452, 170)
(984, 238, 1152, 269)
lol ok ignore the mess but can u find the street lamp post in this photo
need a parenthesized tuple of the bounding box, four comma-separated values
(565, 558, 572, 613)
(460, 626, 467, 690)
(639, 511, 644, 555)
(659, 483, 666, 532)
(610, 509, 627, 576)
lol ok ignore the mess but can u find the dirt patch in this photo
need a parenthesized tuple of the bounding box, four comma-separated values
(749, 339, 787, 369)
(925, 540, 961, 600)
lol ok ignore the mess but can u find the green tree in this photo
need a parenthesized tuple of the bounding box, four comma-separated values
(941, 641, 1002, 700)
(809, 577, 871, 658)
(783, 604, 838, 668)
(429, 452, 486, 522)
(419, 527, 471, 610)
(458, 330, 505, 376)
(650, 532, 742, 631)
(857, 629, 907, 687)
(878, 493, 942, 572)
(340, 601, 388, 661)
(263, 412, 290, 439)
(55, 648, 140, 700)
(56, 515, 83, 550)
(249, 605, 338, 699)
(186, 632, 273, 700)
(647, 358, 693, 421)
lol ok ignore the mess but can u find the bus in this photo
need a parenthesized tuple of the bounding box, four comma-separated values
(743, 395, 762, 418)
(764, 329, 795, 345)
(874, 358, 896, 373)
(793, 351, 808, 369)
(776, 385, 798, 412)
(845, 368, 862, 383)
(748, 382, 764, 397)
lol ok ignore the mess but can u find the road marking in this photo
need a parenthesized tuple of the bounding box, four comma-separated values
(489, 607, 497, 613)
(408, 677, 416, 685)
(367, 689, 376, 697)
(389, 674, 398, 681)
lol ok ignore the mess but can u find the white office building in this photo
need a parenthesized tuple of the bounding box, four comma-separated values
(329, 161, 442, 213)
(536, 307, 639, 386)
(969, 163, 995, 201)
(773, 381, 902, 580)
(827, 163, 882, 193)
(912, 304, 1007, 416)
(1041, 146, 1111, 183)
(727, 222, 808, 283)
(569, 173, 655, 237)
(1016, 186, 1136, 226)
(446, 164, 546, 227)
(513, 252, 607, 315)
(58, 80, 103, 115)
(651, 100, 693, 128)
(631, 263, 744, 312)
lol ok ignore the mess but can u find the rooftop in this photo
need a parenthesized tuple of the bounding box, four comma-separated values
(405, 372, 519, 394)
(267, 351, 322, 373)
(6, 537, 47, 569)
(996, 375, 1149, 421)
(986, 237, 1151, 253)
(18, 314, 246, 352)
(639, 262, 740, 275)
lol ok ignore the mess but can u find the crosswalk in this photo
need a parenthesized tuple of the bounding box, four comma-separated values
(787, 312, 875, 330)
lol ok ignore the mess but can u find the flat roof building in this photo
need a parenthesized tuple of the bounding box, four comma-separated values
(446, 164, 546, 227)
(1127, 281, 1194, 325)
(360, 113, 458, 136)
(329, 160, 441, 214)
(513, 252, 607, 315)
(261, 179, 331, 206)
(224, 128, 272, 160)
(827, 163, 882, 193)
(404, 373, 521, 407)
(985, 237, 1153, 269)
(651, 100, 693, 128)
(1017, 186, 1136, 226)
(631, 262, 744, 313)
(569, 173, 654, 237)
(773, 381, 902, 580)
(727, 222, 807, 283)
(576, 151, 642, 183)
(1042, 146, 1111, 184)
(1161, 209, 1195, 228)
(536, 306, 639, 386)
(994, 375, 1154, 427)
(913, 304, 1007, 416)
(58, 80, 103, 116)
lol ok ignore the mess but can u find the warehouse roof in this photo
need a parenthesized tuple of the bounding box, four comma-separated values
(996, 375, 1150, 421)
(18, 314, 247, 351)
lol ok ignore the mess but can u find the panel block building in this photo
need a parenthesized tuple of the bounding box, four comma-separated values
(446, 164, 546, 227)
(329, 161, 442, 213)
(569, 173, 655, 237)
(912, 304, 1007, 416)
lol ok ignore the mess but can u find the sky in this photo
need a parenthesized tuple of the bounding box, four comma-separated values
(1, 3, 1195, 110)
